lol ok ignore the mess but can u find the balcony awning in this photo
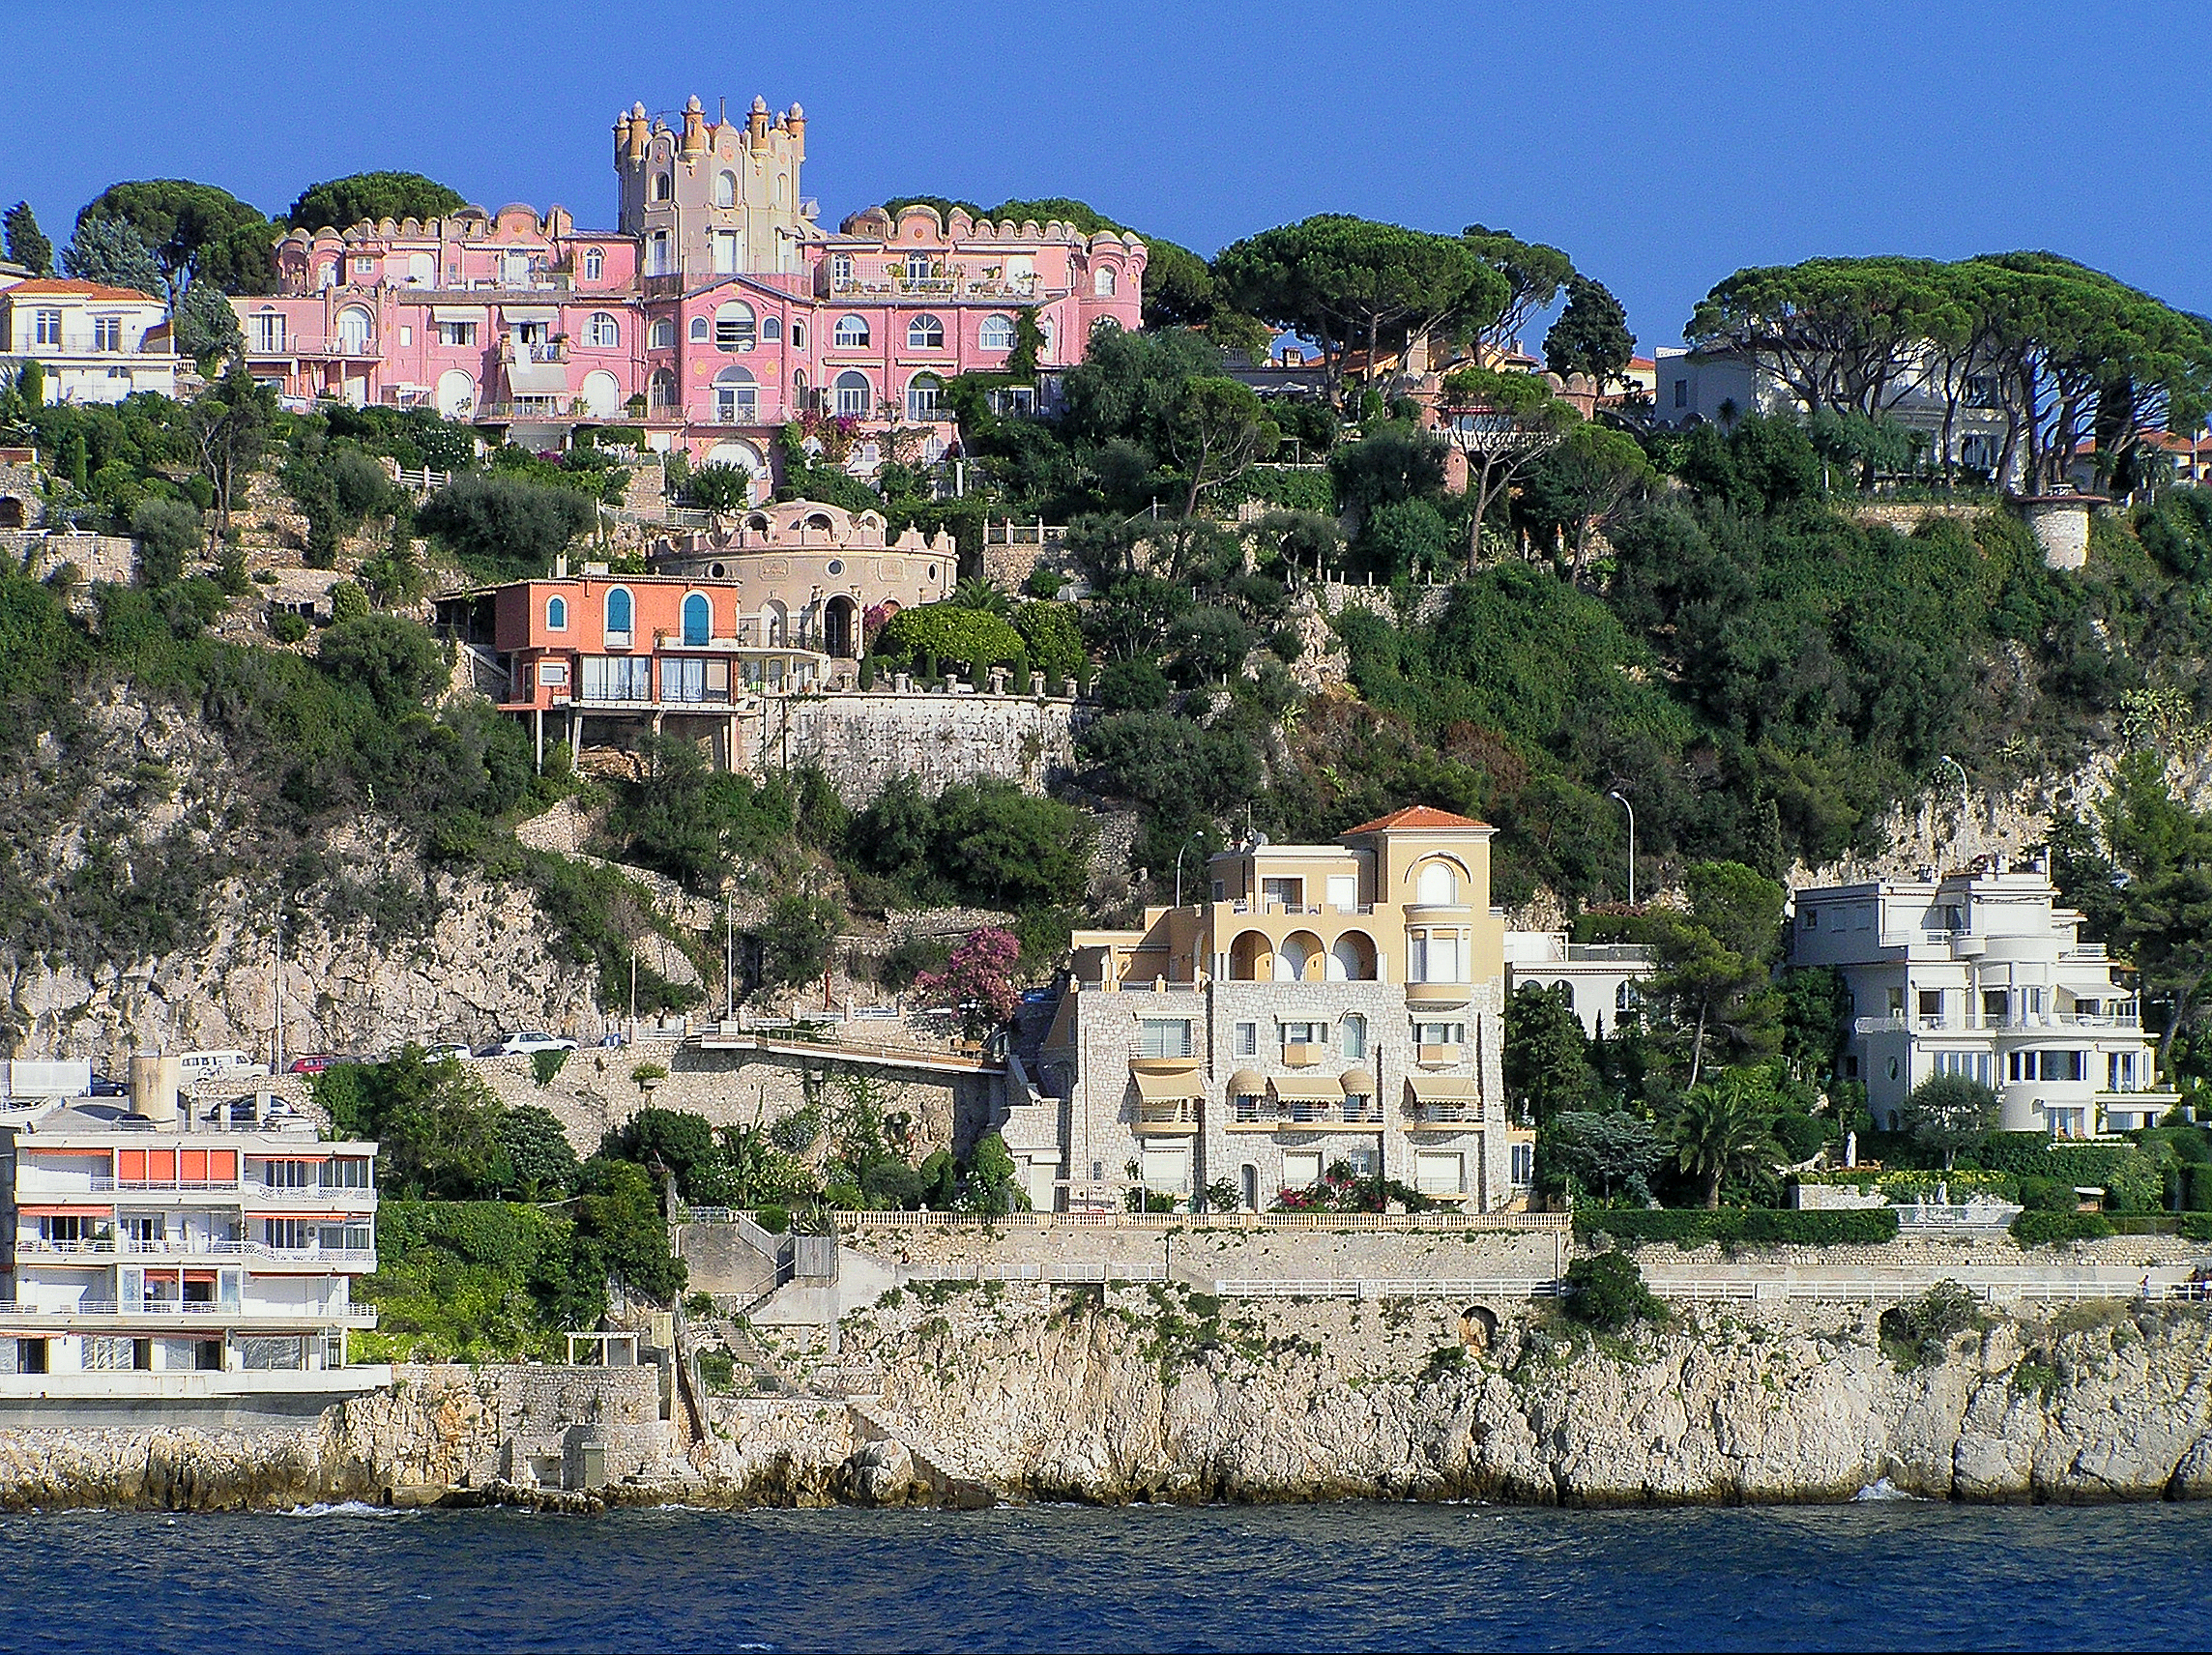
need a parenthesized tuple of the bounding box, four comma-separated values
(16, 1204, 109, 1217)
(1225, 1067, 1266, 1097)
(1268, 1073, 1341, 1103)
(1405, 1074, 1480, 1103)
(430, 305, 484, 322)
(1132, 1069, 1204, 1103)
(503, 305, 559, 325)
(506, 359, 568, 395)
(1339, 1066, 1377, 1096)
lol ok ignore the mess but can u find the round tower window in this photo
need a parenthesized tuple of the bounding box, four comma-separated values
(828, 559, 844, 575)
(710, 563, 726, 578)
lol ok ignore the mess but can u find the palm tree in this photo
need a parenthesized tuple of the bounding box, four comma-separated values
(1669, 1070, 1779, 1210)
(947, 575, 1010, 616)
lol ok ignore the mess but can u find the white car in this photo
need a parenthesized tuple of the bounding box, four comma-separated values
(486, 1032, 578, 1058)
(178, 1049, 269, 1082)
(422, 1042, 474, 1064)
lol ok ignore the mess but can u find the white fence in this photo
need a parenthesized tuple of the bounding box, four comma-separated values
(899, 1263, 1171, 1285)
(837, 1209, 1571, 1234)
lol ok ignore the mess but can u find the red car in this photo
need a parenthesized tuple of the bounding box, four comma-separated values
(287, 1053, 341, 1075)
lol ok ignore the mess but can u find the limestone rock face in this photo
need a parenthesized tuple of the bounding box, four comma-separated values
(0, 693, 603, 1064)
(6, 1299, 2212, 1511)
(835, 1288, 2212, 1506)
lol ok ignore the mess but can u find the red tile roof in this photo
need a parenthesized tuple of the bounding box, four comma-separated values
(4, 277, 162, 304)
(1341, 804, 1491, 834)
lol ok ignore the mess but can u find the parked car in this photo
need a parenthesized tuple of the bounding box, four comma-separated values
(286, 1054, 341, 1076)
(86, 1072, 128, 1097)
(179, 1049, 268, 1082)
(422, 1042, 473, 1064)
(486, 1032, 578, 1058)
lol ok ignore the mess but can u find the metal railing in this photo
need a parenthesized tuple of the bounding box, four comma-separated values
(834, 1209, 1571, 1233)
(0, 1299, 379, 1323)
(1852, 1012, 2143, 1034)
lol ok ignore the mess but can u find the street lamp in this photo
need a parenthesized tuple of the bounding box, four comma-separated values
(1173, 830, 1208, 910)
(1940, 754, 1969, 822)
(1607, 791, 1636, 906)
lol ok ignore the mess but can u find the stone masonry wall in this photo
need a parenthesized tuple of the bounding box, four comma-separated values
(745, 691, 1085, 805)
(473, 1044, 975, 1160)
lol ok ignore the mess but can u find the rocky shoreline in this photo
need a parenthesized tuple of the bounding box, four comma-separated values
(5, 1288, 2211, 1512)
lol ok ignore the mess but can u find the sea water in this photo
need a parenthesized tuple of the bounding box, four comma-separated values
(0, 1498, 2203, 1652)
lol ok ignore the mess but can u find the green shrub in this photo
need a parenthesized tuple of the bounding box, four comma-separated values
(2016, 1176, 2075, 1212)
(871, 603, 1027, 681)
(1573, 1207, 1899, 1248)
(1562, 1252, 1664, 1331)
(2010, 1210, 2115, 1245)
(698, 1349, 737, 1393)
(2180, 1213, 2212, 1242)
(753, 1205, 791, 1234)
(268, 610, 309, 644)
(531, 1048, 569, 1087)
(1879, 1280, 1979, 1366)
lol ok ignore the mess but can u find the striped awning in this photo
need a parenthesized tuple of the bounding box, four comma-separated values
(1405, 1074, 1480, 1103)
(1268, 1073, 1341, 1103)
(1339, 1067, 1377, 1095)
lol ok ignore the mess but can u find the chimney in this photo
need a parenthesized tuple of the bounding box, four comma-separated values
(130, 1055, 181, 1125)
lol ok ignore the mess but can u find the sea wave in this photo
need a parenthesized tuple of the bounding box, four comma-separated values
(284, 1500, 402, 1518)
(1849, 1477, 1924, 1502)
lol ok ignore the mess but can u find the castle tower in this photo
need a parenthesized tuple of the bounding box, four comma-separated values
(614, 93, 813, 277)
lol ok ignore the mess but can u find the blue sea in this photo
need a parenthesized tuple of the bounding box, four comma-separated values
(0, 1498, 2204, 1652)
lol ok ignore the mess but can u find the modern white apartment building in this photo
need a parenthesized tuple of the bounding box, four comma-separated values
(1501, 931, 1654, 1038)
(1789, 861, 2176, 1137)
(1, 1071, 379, 1390)
(1005, 807, 1531, 1213)
(0, 278, 178, 405)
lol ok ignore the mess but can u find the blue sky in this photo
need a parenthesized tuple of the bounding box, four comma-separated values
(4, 0, 2198, 351)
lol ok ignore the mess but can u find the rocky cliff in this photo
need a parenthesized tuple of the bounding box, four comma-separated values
(0, 691, 607, 1065)
(8, 1290, 2212, 1511)
(831, 1283, 2212, 1506)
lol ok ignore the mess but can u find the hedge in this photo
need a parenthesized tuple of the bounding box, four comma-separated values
(871, 603, 1027, 681)
(1234, 464, 1336, 515)
(1573, 1207, 1901, 1249)
(2009, 1210, 2115, 1244)
(2181, 1213, 2212, 1242)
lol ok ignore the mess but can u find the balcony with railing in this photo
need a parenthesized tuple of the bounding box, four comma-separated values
(0, 1298, 378, 1328)
(1852, 1011, 2144, 1035)
(1133, 1100, 1201, 1136)
(1404, 1100, 1484, 1129)
(1228, 1098, 1374, 1130)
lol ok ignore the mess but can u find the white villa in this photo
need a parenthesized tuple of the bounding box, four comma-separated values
(1789, 860, 2176, 1137)
(0, 277, 178, 405)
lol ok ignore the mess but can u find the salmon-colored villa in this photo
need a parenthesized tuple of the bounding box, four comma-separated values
(233, 94, 1146, 494)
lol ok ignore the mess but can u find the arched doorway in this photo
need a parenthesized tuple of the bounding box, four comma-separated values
(435, 369, 476, 419)
(579, 370, 623, 418)
(824, 595, 859, 658)
(1328, 931, 1378, 981)
(1228, 932, 1272, 981)
(1277, 931, 1324, 982)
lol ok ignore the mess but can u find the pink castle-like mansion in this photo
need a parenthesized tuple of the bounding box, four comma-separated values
(232, 95, 1147, 488)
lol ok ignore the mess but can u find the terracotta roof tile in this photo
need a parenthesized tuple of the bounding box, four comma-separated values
(1341, 804, 1491, 834)
(4, 277, 162, 304)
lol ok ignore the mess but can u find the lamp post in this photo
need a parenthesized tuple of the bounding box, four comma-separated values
(1940, 754, 1970, 824)
(1607, 790, 1636, 906)
(1173, 830, 1208, 911)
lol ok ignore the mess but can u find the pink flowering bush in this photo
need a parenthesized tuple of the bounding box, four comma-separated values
(914, 926, 1020, 1039)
